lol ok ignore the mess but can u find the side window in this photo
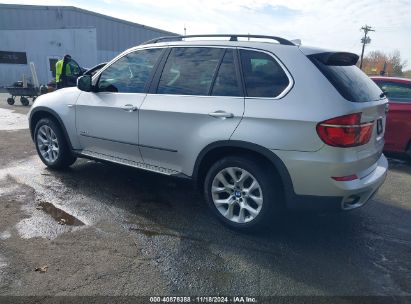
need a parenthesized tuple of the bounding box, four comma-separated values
(240, 49, 290, 98)
(157, 47, 223, 95)
(378, 81, 411, 102)
(211, 50, 242, 97)
(98, 48, 162, 93)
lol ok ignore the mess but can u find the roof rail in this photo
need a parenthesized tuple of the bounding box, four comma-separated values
(142, 34, 296, 46)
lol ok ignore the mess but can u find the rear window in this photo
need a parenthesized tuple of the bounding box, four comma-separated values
(309, 54, 383, 102)
(211, 50, 242, 97)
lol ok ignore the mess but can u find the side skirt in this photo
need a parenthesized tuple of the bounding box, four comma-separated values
(75, 149, 190, 178)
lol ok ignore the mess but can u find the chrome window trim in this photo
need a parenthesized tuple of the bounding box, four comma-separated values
(92, 45, 294, 100)
(145, 93, 244, 99)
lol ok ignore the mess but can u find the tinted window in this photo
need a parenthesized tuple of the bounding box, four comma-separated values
(98, 48, 162, 93)
(157, 47, 223, 95)
(211, 50, 242, 97)
(240, 50, 290, 97)
(309, 55, 383, 102)
(375, 81, 411, 102)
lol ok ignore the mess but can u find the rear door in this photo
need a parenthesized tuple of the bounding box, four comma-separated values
(139, 47, 245, 175)
(75, 48, 163, 163)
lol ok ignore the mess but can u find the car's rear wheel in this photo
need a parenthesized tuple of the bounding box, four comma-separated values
(204, 156, 283, 231)
(34, 118, 76, 169)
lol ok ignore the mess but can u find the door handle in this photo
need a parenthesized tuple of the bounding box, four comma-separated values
(122, 104, 137, 112)
(208, 111, 234, 119)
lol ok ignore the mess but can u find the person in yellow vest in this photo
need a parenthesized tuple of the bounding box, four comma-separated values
(55, 54, 72, 89)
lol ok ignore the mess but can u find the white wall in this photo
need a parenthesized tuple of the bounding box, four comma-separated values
(97, 49, 120, 64)
(0, 28, 97, 86)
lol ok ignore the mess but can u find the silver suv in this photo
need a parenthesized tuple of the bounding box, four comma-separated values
(29, 34, 388, 230)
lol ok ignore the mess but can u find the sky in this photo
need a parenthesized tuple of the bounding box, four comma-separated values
(4, 0, 411, 68)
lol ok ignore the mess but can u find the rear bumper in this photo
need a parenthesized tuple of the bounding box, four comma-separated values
(278, 152, 388, 211)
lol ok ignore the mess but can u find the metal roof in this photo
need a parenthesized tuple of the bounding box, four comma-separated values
(0, 4, 176, 52)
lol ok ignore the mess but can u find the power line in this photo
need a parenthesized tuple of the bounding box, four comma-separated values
(359, 25, 375, 70)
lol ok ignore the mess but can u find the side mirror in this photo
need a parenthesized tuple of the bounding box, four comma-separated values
(77, 75, 92, 92)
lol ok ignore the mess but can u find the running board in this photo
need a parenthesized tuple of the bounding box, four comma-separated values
(78, 150, 180, 176)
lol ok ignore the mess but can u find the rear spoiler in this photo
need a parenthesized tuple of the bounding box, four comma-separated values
(309, 52, 359, 66)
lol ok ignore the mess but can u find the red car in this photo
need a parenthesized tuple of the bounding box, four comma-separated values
(371, 76, 411, 157)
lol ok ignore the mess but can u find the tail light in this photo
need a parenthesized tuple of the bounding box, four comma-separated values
(316, 113, 374, 147)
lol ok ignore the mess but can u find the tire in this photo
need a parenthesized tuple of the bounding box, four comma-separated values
(20, 97, 29, 106)
(34, 118, 77, 169)
(7, 97, 15, 105)
(204, 156, 283, 231)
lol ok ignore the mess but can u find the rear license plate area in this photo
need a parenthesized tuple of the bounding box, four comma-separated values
(377, 118, 383, 135)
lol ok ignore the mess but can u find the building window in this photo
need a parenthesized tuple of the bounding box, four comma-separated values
(0, 51, 27, 64)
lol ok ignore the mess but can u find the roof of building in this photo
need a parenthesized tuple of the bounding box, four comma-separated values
(0, 3, 175, 35)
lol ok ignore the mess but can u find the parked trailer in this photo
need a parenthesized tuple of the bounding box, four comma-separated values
(5, 62, 43, 106)
(6, 87, 39, 106)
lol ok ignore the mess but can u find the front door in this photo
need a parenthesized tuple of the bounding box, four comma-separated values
(75, 48, 164, 163)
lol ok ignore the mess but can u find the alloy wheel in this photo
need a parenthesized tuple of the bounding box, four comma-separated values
(211, 167, 263, 223)
(37, 125, 59, 163)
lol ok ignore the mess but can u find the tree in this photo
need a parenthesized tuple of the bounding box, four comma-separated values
(403, 70, 411, 79)
(389, 50, 407, 76)
(359, 50, 408, 77)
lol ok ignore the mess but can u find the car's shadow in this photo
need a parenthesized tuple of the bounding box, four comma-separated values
(47, 158, 411, 295)
(386, 154, 411, 175)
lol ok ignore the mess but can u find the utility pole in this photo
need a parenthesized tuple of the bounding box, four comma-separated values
(359, 25, 375, 70)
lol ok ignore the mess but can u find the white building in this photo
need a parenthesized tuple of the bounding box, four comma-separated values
(0, 4, 175, 86)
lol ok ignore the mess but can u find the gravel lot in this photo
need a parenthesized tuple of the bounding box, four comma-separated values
(0, 93, 410, 301)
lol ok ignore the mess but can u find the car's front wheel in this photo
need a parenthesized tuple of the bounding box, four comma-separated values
(34, 118, 76, 169)
(204, 156, 283, 231)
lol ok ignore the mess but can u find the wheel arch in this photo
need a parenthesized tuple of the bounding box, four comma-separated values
(193, 140, 295, 203)
(29, 107, 73, 150)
